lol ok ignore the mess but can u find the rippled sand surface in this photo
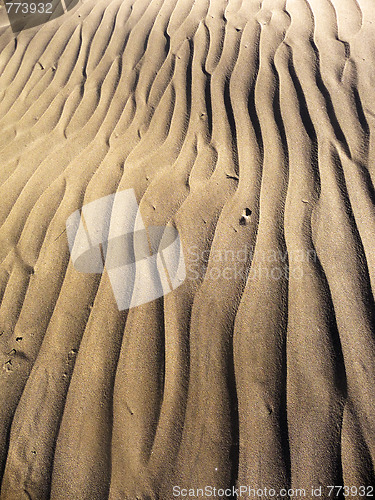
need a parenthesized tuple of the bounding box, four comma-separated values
(0, 0, 375, 498)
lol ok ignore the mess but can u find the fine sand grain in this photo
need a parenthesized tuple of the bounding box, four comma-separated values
(0, 0, 375, 498)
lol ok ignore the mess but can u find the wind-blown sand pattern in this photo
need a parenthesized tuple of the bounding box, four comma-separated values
(0, 0, 375, 498)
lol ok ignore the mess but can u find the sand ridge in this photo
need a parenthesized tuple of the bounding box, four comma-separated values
(0, 0, 375, 498)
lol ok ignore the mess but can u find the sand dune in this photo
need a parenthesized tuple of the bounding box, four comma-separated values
(0, 0, 375, 498)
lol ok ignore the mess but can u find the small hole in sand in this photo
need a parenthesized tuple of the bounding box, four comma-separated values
(239, 208, 252, 225)
(68, 349, 78, 360)
(3, 360, 12, 372)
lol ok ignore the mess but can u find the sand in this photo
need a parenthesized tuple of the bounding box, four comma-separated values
(0, 0, 374, 498)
